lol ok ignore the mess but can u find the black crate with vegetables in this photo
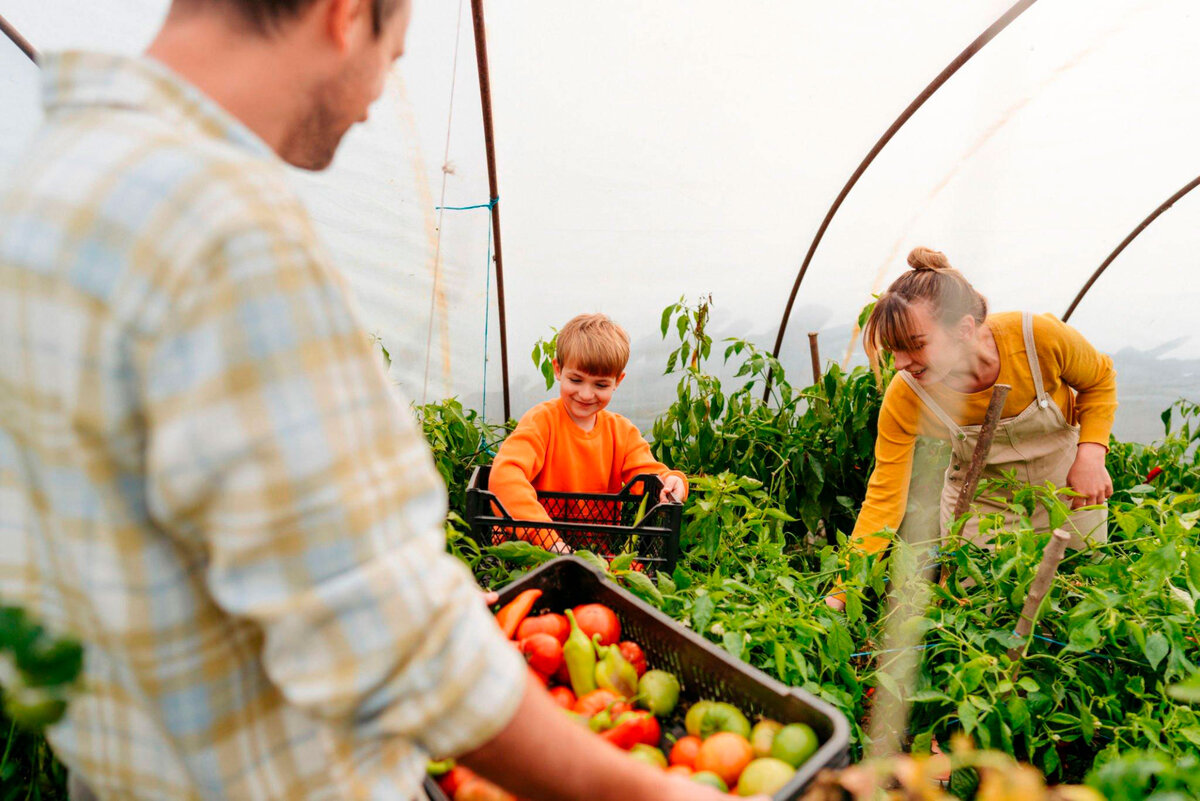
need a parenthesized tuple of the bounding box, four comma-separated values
(464, 466, 683, 575)
(426, 557, 851, 800)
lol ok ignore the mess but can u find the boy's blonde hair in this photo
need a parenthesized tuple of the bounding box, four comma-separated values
(556, 313, 630, 377)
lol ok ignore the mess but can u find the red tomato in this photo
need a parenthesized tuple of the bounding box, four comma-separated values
(437, 766, 474, 797)
(547, 686, 576, 709)
(516, 613, 570, 644)
(573, 689, 631, 718)
(571, 604, 621, 646)
(617, 641, 647, 677)
(518, 633, 563, 676)
(454, 776, 515, 801)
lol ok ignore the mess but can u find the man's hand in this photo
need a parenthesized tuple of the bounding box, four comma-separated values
(460, 673, 771, 801)
(659, 474, 686, 504)
(1066, 442, 1112, 509)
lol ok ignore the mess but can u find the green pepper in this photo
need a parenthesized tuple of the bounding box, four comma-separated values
(563, 609, 597, 697)
(593, 634, 639, 698)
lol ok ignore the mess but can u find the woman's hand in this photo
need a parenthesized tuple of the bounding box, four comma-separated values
(1065, 442, 1113, 508)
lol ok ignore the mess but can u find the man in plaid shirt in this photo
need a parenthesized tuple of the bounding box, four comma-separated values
(0, 1, 754, 799)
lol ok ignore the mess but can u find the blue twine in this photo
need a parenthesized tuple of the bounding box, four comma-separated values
(1028, 632, 1113, 662)
(436, 196, 499, 211)
(480, 217, 493, 429)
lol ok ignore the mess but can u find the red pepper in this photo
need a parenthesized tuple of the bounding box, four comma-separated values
(1147, 466, 1164, 482)
(617, 641, 647, 677)
(494, 589, 542, 639)
(614, 711, 660, 747)
(598, 718, 645, 750)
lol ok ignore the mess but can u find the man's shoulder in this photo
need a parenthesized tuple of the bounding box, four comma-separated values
(11, 106, 303, 240)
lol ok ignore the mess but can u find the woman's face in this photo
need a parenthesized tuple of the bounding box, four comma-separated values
(890, 302, 966, 385)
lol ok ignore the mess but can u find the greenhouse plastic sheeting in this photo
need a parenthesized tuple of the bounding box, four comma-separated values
(2, 0, 1197, 443)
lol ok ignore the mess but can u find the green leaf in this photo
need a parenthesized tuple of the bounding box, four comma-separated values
(1144, 631, 1170, 670)
(692, 594, 715, 633)
(1042, 744, 1060, 777)
(1065, 618, 1102, 653)
(609, 552, 634, 572)
(573, 550, 610, 574)
(957, 698, 979, 734)
(621, 571, 664, 607)
(483, 541, 557, 567)
(722, 630, 746, 660)
(843, 590, 862, 624)
(1017, 677, 1040, 693)
(825, 622, 852, 664)
(1080, 700, 1094, 743)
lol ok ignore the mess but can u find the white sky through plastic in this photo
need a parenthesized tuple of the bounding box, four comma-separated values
(2, 0, 1197, 444)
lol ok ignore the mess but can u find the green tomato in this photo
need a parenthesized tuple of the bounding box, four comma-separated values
(628, 743, 668, 769)
(685, 700, 717, 737)
(737, 758, 796, 796)
(700, 702, 751, 740)
(637, 670, 681, 717)
(750, 719, 783, 758)
(770, 723, 819, 768)
(690, 771, 729, 792)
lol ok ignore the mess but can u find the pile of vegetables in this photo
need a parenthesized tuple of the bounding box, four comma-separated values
(429, 591, 825, 799)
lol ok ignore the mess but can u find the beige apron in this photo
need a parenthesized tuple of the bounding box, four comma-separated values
(899, 312, 1107, 550)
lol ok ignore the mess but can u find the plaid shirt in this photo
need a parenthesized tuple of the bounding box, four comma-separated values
(0, 52, 524, 799)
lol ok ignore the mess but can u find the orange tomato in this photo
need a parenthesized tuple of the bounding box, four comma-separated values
(666, 764, 693, 778)
(693, 732, 754, 788)
(669, 735, 703, 769)
(547, 686, 576, 709)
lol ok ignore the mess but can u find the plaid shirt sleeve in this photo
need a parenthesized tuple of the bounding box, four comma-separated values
(139, 199, 525, 759)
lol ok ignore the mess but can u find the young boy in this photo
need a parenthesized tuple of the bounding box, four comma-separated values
(489, 313, 688, 552)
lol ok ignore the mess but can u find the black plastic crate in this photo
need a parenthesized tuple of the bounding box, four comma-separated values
(425, 556, 851, 800)
(464, 465, 683, 575)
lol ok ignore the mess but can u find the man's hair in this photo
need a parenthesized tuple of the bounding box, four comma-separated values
(556, 314, 631, 378)
(176, 0, 403, 35)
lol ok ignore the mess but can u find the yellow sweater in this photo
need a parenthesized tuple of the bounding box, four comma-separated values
(852, 312, 1116, 552)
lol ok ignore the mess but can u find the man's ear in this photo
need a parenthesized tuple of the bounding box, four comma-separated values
(324, 0, 368, 50)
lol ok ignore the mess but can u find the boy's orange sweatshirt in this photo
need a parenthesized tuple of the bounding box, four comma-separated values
(488, 399, 688, 532)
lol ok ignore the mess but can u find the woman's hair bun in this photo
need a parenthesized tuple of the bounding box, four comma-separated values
(907, 246, 952, 272)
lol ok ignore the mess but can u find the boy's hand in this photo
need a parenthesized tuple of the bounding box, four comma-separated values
(548, 539, 573, 555)
(659, 475, 686, 504)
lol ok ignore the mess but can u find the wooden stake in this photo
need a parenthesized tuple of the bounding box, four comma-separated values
(940, 383, 1010, 585)
(1007, 528, 1072, 666)
(808, 332, 822, 387)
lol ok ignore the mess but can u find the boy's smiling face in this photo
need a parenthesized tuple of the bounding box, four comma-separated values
(553, 360, 625, 430)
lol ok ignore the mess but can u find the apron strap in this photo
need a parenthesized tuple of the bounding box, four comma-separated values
(898, 371, 966, 439)
(1021, 312, 1049, 407)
